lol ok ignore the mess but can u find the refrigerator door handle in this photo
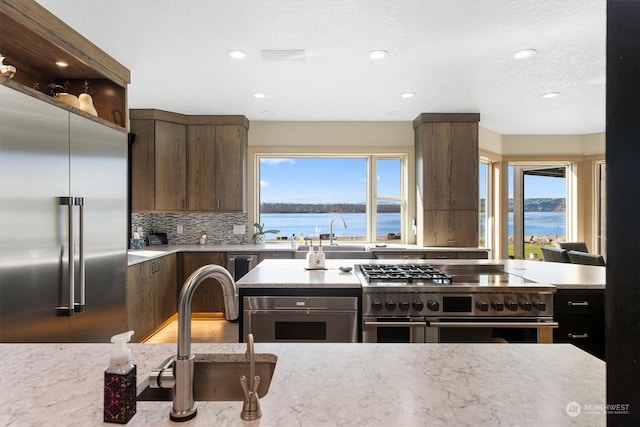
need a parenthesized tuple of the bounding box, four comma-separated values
(57, 197, 75, 317)
(75, 197, 85, 313)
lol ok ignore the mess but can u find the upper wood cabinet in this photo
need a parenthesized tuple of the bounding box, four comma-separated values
(187, 124, 247, 211)
(0, 0, 130, 129)
(414, 113, 480, 247)
(130, 110, 248, 213)
(130, 112, 187, 211)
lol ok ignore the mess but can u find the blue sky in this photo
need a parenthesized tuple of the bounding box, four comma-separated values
(259, 157, 400, 203)
(260, 158, 566, 204)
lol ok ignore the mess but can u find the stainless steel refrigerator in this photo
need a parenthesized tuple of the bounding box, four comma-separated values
(0, 84, 128, 342)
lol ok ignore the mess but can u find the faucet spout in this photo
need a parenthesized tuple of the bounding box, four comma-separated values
(170, 264, 239, 422)
(329, 215, 347, 245)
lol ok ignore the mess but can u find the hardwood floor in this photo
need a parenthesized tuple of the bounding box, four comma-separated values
(143, 313, 239, 344)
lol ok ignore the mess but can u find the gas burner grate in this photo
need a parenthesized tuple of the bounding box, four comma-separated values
(360, 264, 452, 284)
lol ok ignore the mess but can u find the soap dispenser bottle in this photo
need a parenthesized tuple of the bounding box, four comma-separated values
(306, 239, 317, 269)
(316, 239, 325, 269)
(104, 330, 136, 424)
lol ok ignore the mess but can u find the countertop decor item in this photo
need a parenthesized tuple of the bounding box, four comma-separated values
(46, 82, 80, 108)
(252, 223, 280, 244)
(0, 54, 16, 78)
(79, 80, 98, 116)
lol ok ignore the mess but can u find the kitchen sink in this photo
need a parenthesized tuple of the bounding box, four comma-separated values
(136, 353, 278, 402)
(297, 244, 367, 252)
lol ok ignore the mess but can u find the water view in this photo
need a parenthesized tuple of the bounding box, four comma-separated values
(261, 211, 566, 241)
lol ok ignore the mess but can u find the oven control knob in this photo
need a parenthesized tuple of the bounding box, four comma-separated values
(372, 300, 383, 311)
(518, 296, 532, 311)
(385, 300, 396, 311)
(476, 300, 489, 312)
(504, 297, 518, 312)
(533, 300, 547, 311)
(413, 299, 425, 311)
(399, 300, 410, 311)
(491, 299, 504, 311)
(426, 300, 440, 312)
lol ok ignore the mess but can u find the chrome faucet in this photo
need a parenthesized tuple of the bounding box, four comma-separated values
(329, 215, 347, 245)
(168, 265, 239, 422)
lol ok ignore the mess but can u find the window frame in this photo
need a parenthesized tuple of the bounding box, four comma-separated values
(253, 152, 409, 243)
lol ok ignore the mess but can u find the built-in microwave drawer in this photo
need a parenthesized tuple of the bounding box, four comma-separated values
(243, 296, 358, 343)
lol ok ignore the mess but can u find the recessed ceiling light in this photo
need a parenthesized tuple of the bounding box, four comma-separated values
(540, 92, 560, 99)
(512, 49, 537, 59)
(367, 50, 389, 60)
(253, 93, 266, 98)
(227, 50, 246, 59)
(55, 61, 68, 67)
(400, 92, 415, 99)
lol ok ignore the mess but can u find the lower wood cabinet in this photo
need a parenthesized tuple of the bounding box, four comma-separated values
(126, 254, 177, 342)
(553, 289, 605, 360)
(180, 252, 227, 313)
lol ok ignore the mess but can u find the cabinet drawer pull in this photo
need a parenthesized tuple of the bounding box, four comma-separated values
(568, 301, 589, 307)
(568, 333, 589, 339)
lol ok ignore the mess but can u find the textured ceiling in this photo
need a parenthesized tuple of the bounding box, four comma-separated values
(35, 0, 606, 135)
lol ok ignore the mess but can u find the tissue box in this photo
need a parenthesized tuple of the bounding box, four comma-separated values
(130, 238, 144, 249)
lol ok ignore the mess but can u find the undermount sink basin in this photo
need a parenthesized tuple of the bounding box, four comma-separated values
(297, 244, 367, 252)
(137, 353, 278, 402)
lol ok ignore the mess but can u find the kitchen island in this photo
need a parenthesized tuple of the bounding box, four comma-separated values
(0, 342, 605, 426)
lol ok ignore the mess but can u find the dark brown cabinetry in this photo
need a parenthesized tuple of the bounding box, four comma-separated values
(414, 113, 480, 247)
(130, 110, 248, 213)
(180, 252, 227, 312)
(130, 110, 187, 212)
(126, 254, 177, 342)
(187, 123, 247, 211)
(553, 289, 605, 360)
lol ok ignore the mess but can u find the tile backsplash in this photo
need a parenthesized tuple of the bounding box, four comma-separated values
(131, 212, 248, 245)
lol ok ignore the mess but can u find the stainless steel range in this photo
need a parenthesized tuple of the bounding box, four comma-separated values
(356, 263, 557, 344)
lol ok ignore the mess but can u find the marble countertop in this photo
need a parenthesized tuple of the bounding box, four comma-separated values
(0, 342, 605, 426)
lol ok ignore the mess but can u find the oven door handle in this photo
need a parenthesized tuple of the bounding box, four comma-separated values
(364, 321, 427, 328)
(426, 321, 559, 328)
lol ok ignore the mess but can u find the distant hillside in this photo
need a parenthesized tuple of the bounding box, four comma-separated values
(260, 203, 398, 213)
(264, 199, 565, 214)
(481, 198, 565, 212)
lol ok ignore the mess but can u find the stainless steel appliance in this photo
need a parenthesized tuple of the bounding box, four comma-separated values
(0, 84, 128, 342)
(227, 254, 258, 280)
(357, 263, 557, 344)
(243, 296, 358, 342)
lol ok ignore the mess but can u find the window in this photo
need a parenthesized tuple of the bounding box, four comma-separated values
(508, 162, 571, 259)
(479, 160, 491, 248)
(257, 155, 406, 242)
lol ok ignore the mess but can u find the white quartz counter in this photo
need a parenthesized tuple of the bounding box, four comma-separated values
(237, 259, 362, 288)
(0, 342, 605, 426)
(501, 259, 606, 289)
